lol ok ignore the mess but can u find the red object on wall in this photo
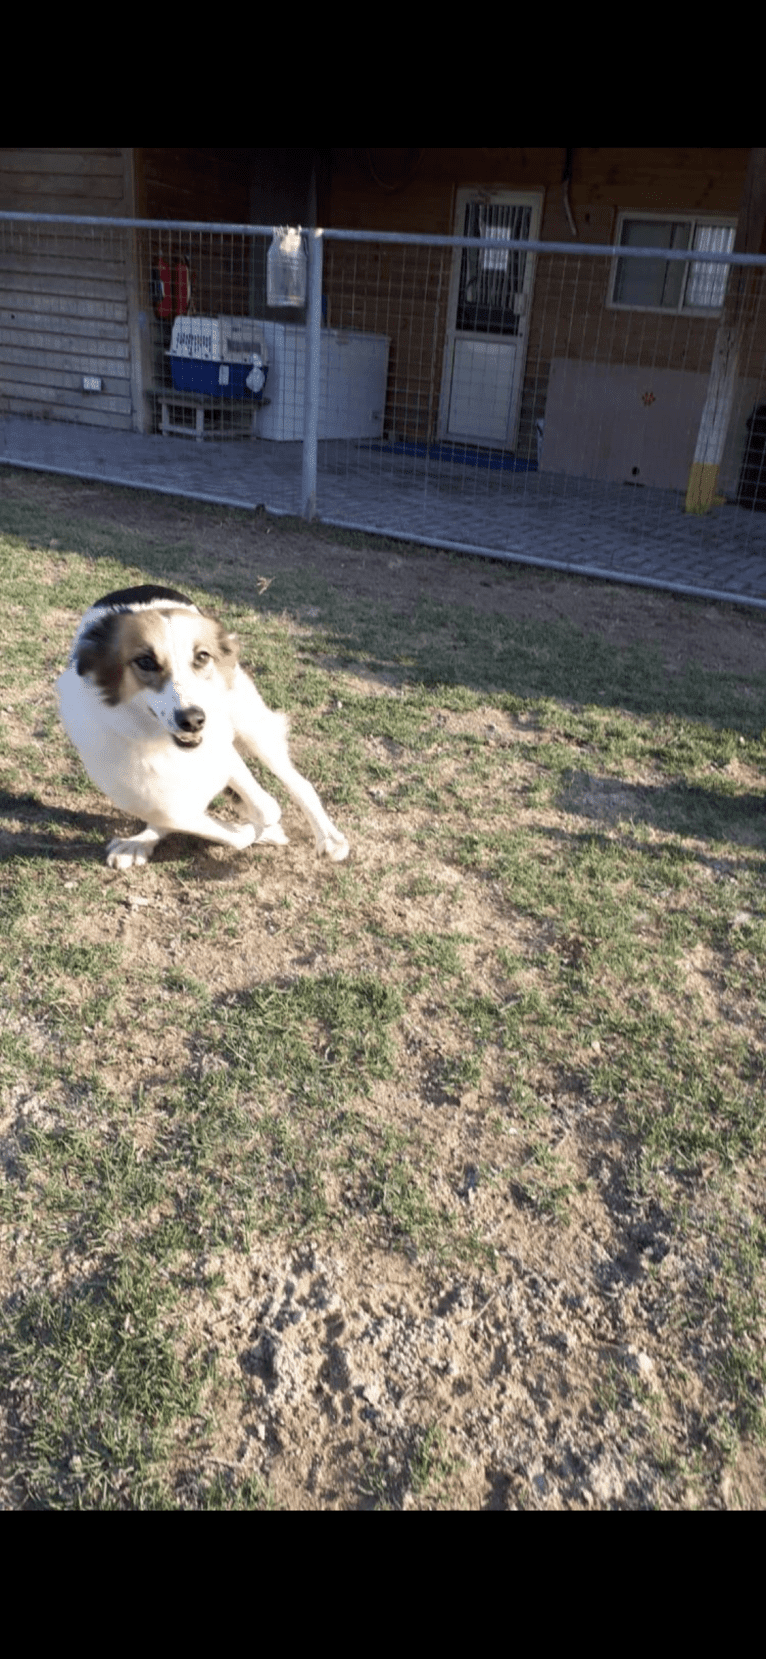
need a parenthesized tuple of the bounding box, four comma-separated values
(174, 259, 192, 316)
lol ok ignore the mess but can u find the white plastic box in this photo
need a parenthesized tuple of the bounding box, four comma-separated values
(217, 316, 268, 364)
(251, 322, 389, 440)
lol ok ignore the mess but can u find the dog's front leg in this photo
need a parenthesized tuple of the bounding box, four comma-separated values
(226, 752, 289, 846)
(170, 814, 261, 851)
(243, 734, 349, 861)
(231, 671, 349, 861)
(106, 815, 260, 868)
(261, 756, 349, 862)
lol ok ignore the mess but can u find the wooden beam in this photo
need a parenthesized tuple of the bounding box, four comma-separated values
(685, 147, 766, 512)
(125, 148, 153, 435)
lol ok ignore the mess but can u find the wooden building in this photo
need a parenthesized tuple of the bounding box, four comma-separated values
(1, 148, 763, 497)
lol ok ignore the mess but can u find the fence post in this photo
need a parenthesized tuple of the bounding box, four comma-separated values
(685, 146, 766, 514)
(301, 227, 323, 521)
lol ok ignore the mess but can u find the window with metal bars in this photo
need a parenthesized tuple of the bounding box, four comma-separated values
(456, 202, 532, 336)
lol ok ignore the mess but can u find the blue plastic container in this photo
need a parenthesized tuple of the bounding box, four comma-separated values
(169, 356, 268, 401)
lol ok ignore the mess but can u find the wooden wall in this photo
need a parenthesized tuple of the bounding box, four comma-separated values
(0, 149, 324, 433)
(137, 149, 251, 224)
(326, 148, 751, 238)
(0, 148, 137, 429)
(323, 149, 759, 456)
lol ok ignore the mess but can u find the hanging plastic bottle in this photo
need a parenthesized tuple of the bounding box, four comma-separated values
(267, 227, 307, 307)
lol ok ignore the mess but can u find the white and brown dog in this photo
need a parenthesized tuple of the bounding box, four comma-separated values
(56, 583, 349, 870)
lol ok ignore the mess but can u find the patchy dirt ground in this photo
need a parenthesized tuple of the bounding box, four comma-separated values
(3, 469, 766, 1510)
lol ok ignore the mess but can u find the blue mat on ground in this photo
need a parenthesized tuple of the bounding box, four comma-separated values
(360, 440, 537, 473)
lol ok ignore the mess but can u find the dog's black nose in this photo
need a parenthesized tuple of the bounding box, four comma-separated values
(175, 706, 206, 733)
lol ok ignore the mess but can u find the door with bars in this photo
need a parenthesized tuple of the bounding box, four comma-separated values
(441, 190, 542, 448)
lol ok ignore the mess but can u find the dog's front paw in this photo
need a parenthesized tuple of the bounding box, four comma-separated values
(254, 822, 289, 846)
(317, 828, 350, 863)
(230, 823, 258, 851)
(106, 837, 152, 870)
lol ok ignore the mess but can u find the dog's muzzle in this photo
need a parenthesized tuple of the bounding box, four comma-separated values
(172, 705, 205, 749)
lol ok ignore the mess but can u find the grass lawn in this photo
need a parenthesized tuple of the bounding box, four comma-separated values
(1, 468, 766, 1509)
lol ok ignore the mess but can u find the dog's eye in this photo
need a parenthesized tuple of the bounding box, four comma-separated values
(135, 654, 158, 672)
(195, 650, 211, 666)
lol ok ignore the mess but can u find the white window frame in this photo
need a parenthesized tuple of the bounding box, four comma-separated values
(608, 212, 737, 316)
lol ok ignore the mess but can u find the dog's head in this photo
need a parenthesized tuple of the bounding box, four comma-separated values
(75, 604, 239, 747)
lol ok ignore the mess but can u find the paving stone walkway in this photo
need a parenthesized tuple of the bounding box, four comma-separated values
(3, 415, 766, 608)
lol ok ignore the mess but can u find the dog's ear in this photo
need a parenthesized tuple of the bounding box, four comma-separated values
(75, 613, 124, 704)
(216, 626, 239, 664)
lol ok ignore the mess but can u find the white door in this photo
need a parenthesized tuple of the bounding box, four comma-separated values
(440, 189, 542, 448)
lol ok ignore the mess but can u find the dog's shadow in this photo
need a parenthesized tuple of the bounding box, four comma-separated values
(0, 787, 233, 872)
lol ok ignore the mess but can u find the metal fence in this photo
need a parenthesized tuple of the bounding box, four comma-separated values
(3, 210, 766, 605)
